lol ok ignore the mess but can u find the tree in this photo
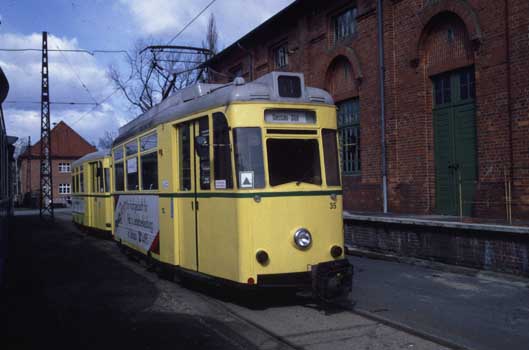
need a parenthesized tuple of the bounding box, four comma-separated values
(97, 131, 117, 150)
(203, 13, 218, 55)
(108, 15, 219, 114)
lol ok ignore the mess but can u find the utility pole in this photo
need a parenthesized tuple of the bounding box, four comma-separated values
(39, 31, 54, 220)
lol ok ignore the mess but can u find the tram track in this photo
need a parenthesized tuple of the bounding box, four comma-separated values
(345, 306, 471, 350)
(64, 214, 461, 350)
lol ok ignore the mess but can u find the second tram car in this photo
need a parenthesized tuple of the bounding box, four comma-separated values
(72, 151, 113, 236)
(104, 71, 351, 299)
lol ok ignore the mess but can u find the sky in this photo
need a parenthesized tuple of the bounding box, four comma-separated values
(0, 0, 295, 147)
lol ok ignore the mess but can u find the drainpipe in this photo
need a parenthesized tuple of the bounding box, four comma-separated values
(377, 0, 388, 213)
(504, 0, 513, 186)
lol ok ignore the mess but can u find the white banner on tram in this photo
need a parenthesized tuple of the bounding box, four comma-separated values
(114, 195, 159, 252)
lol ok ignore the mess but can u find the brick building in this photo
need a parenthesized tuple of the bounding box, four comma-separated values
(18, 121, 96, 207)
(209, 0, 529, 221)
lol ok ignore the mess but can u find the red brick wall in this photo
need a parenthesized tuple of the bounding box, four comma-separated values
(210, 0, 529, 220)
(509, 0, 529, 218)
(19, 158, 76, 204)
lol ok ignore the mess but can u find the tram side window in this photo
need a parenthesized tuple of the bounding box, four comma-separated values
(322, 129, 341, 186)
(104, 168, 110, 193)
(80, 170, 84, 193)
(125, 140, 139, 191)
(114, 146, 125, 191)
(233, 128, 265, 189)
(213, 112, 233, 189)
(115, 162, 124, 191)
(97, 162, 104, 192)
(198, 117, 211, 190)
(126, 157, 139, 190)
(141, 153, 158, 190)
(179, 125, 191, 191)
(140, 133, 158, 190)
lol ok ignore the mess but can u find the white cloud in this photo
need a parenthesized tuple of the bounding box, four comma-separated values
(118, 0, 295, 47)
(1, 32, 129, 146)
(0, 32, 110, 104)
(4, 102, 127, 147)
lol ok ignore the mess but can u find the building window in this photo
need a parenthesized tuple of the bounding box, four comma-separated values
(337, 99, 360, 174)
(58, 183, 71, 194)
(274, 44, 288, 69)
(334, 7, 358, 43)
(58, 162, 71, 173)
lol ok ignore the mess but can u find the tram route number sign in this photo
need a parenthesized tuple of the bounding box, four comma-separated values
(240, 171, 254, 189)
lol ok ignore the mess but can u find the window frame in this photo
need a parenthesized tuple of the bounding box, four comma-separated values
(125, 143, 139, 192)
(333, 7, 358, 44)
(113, 146, 125, 192)
(337, 98, 361, 175)
(273, 42, 289, 69)
(58, 183, 71, 194)
(139, 132, 158, 191)
(58, 162, 71, 173)
(213, 112, 233, 190)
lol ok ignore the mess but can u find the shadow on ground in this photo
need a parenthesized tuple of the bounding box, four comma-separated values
(1, 215, 258, 350)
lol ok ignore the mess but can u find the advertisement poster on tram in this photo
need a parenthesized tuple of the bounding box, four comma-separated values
(114, 195, 159, 252)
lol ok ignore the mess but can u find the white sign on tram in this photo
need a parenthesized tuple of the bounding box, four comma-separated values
(239, 171, 254, 189)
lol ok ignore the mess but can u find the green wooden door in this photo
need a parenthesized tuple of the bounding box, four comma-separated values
(433, 68, 477, 216)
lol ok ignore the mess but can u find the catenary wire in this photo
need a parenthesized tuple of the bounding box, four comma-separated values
(166, 0, 217, 45)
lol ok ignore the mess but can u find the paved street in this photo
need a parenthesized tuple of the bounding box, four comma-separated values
(350, 255, 529, 350)
(4, 211, 529, 350)
(2, 212, 449, 350)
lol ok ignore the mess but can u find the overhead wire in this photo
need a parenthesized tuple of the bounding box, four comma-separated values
(55, 43, 99, 105)
(70, 87, 122, 126)
(5, 101, 98, 105)
(166, 0, 217, 45)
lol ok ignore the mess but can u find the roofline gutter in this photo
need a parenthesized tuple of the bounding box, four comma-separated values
(377, 0, 388, 213)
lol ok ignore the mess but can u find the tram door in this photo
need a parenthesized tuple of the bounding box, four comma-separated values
(177, 122, 198, 271)
(89, 161, 105, 230)
(178, 116, 234, 277)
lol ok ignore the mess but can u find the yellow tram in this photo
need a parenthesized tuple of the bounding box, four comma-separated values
(112, 72, 352, 299)
(72, 151, 113, 236)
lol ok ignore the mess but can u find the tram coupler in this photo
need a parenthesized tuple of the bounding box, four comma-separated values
(311, 259, 353, 302)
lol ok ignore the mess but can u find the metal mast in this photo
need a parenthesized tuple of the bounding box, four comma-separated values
(39, 31, 54, 220)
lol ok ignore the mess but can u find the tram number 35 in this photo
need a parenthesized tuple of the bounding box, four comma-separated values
(330, 202, 337, 210)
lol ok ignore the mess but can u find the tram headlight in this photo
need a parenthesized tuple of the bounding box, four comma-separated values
(294, 228, 312, 249)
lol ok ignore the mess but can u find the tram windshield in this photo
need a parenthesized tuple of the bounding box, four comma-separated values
(266, 139, 322, 186)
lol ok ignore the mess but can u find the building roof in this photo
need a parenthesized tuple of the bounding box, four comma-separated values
(208, 0, 303, 65)
(19, 121, 97, 159)
(114, 71, 334, 145)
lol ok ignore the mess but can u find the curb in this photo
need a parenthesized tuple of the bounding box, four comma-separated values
(345, 245, 529, 285)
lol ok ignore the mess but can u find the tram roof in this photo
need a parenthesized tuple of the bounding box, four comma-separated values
(114, 72, 334, 146)
(72, 150, 111, 167)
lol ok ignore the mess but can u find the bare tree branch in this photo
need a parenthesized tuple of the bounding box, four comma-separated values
(108, 17, 219, 113)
